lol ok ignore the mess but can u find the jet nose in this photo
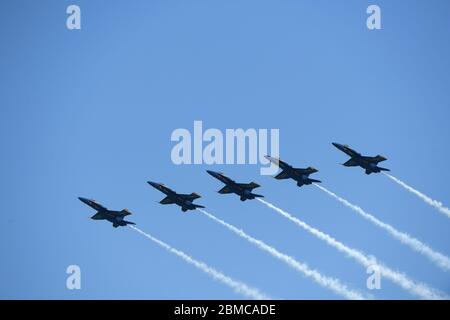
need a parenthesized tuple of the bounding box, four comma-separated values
(332, 142, 344, 149)
(147, 181, 159, 188)
(206, 170, 220, 177)
(265, 155, 280, 165)
(78, 197, 90, 205)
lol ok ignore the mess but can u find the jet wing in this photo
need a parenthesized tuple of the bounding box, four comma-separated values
(343, 159, 359, 167)
(179, 192, 201, 200)
(110, 209, 132, 217)
(119, 209, 132, 216)
(274, 170, 290, 180)
(160, 196, 175, 204)
(294, 167, 318, 174)
(218, 186, 233, 194)
(90, 212, 105, 220)
(362, 155, 387, 163)
(236, 182, 260, 190)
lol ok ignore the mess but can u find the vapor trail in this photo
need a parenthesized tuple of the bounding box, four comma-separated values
(383, 173, 450, 220)
(315, 184, 450, 273)
(197, 209, 365, 300)
(129, 225, 270, 300)
(257, 198, 446, 300)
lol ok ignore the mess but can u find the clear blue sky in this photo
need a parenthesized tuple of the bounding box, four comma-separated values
(1, 0, 449, 299)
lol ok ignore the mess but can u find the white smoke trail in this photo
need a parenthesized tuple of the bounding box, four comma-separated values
(257, 198, 447, 300)
(383, 173, 450, 220)
(129, 225, 270, 300)
(197, 209, 366, 300)
(315, 184, 450, 273)
(315, 184, 450, 271)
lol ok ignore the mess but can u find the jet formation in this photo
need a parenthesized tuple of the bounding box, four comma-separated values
(79, 143, 389, 227)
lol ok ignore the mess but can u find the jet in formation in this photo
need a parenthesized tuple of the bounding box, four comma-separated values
(332, 143, 390, 175)
(147, 181, 205, 212)
(78, 197, 136, 228)
(265, 156, 322, 187)
(206, 170, 264, 201)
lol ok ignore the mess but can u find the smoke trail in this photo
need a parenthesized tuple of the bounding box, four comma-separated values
(383, 173, 450, 220)
(257, 198, 447, 300)
(197, 209, 366, 300)
(315, 184, 450, 272)
(129, 225, 270, 300)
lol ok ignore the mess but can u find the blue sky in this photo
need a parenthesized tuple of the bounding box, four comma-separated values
(1, 0, 449, 299)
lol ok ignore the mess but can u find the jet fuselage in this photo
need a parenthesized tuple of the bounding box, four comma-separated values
(147, 181, 205, 212)
(264, 156, 321, 187)
(332, 143, 390, 175)
(206, 170, 263, 201)
(78, 197, 135, 228)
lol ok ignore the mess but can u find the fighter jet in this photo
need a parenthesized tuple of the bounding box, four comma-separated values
(78, 197, 136, 228)
(332, 143, 390, 175)
(265, 156, 322, 187)
(206, 170, 264, 201)
(147, 181, 205, 212)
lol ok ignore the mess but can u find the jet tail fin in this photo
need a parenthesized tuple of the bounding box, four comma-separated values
(194, 204, 205, 209)
(308, 178, 322, 184)
(378, 167, 390, 172)
(125, 220, 136, 225)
